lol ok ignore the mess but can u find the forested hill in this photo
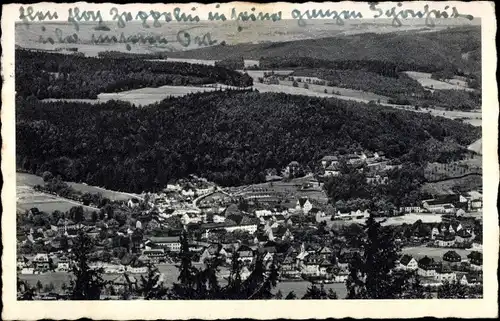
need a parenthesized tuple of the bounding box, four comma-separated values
(168, 26, 480, 74)
(15, 49, 253, 99)
(16, 92, 480, 192)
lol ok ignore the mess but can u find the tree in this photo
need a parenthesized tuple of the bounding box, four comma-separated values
(437, 280, 470, 299)
(170, 230, 198, 299)
(42, 171, 54, 182)
(70, 206, 84, 223)
(285, 291, 297, 299)
(303, 83, 309, 89)
(346, 215, 402, 299)
(292, 81, 298, 87)
(69, 232, 106, 300)
(302, 284, 338, 299)
(225, 251, 243, 299)
(36, 280, 43, 293)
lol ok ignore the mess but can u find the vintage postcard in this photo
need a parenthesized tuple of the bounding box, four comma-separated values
(1, 1, 498, 319)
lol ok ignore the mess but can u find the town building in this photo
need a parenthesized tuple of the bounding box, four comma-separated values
(398, 255, 418, 270)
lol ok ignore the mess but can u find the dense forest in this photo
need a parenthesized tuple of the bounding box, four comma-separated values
(15, 50, 253, 99)
(168, 27, 481, 75)
(16, 91, 480, 193)
(261, 57, 438, 76)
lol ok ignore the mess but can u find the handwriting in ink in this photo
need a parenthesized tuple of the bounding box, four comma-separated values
(231, 7, 282, 22)
(177, 28, 217, 47)
(39, 28, 79, 44)
(68, 7, 103, 31)
(19, 6, 58, 27)
(291, 9, 363, 27)
(369, 2, 474, 27)
(135, 10, 173, 28)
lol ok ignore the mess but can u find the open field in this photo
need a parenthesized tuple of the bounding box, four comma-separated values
(421, 174, 483, 196)
(17, 186, 98, 213)
(97, 85, 221, 106)
(18, 172, 140, 202)
(405, 71, 475, 91)
(380, 214, 443, 226)
(468, 138, 482, 154)
(401, 246, 477, 261)
(279, 79, 390, 103)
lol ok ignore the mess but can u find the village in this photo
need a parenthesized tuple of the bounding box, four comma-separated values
(16, 149, 483, 300)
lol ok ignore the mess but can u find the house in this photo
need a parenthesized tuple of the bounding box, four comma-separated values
(435, 264, 457, 283)
(223, 216, 259, 234)
(467, 251, 482, 271)
(200, 244, 228, 263)
(236, 245, 254, 264)
(422, 199, 455, 214)
(434, 233, 456, 247)
(33, 253, 50, 272)
(281, 256, 300, 279)
(398, 255, 418, 270)
(148, 236, 181, 252)
(141, 249, 166, 264)
(324, 163, 341, 177)
(56, 256, 70, 272)
(296, 198, 313, 214)
(455, 229, 473, 244)
(127, 198, 140, 209)
(318, 259, 334, 276)
(212, 214, 226, 223)
(320, 155, 339, 168)
(284, 161, 301, 178)
(471, 236, 482, 251)
(459, 273, 482, 286)
(443, 250, 462, 263)
(181, 189, 195, 198)
(317, 246, 333, 260)
(181, 212, 203, 225)
(255, 209, 273, 218)
(400, 206, 422, 214)
(302, 254, 321, 276)
(417, 256, 438, 277)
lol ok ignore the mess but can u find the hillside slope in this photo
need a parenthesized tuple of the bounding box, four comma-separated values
(168, 27, 480, 74)
(17, 91, 481, 192)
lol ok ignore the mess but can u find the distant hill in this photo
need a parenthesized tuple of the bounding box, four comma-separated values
(17, 91, 480, 192)
(168, 26, 480, 74)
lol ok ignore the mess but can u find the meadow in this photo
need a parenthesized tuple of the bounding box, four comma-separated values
(97, 85, 221, 106)
(405, 71, 475, 91)
(18, 172, 140, 202)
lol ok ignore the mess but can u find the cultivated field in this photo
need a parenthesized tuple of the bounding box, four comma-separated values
(421, 174, 483, 196)
(97, 85, 221, 106)
(405, 71, 475, 91)
(18, 172, 140, 202)
(425, 157, 482, 181)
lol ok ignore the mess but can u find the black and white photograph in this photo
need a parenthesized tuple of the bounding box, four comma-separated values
(2, 1, 498, 319)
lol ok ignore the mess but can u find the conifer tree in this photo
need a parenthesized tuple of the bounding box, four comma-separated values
(346, 215, 402, 299)
(70, 232, 106, 300)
